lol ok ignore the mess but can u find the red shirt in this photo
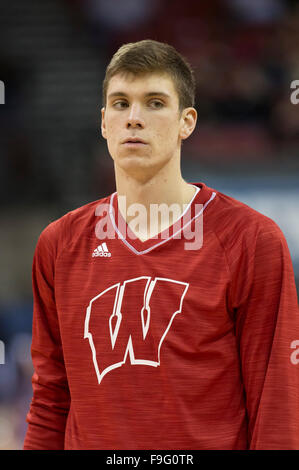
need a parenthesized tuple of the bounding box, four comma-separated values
(24, 182, 299, 450)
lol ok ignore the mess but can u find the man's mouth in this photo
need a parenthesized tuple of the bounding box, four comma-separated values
(122, 137, 147, 146)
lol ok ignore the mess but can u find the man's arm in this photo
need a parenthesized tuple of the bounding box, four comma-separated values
(231, 218, 299, 449)
(24, 223, 71, 450)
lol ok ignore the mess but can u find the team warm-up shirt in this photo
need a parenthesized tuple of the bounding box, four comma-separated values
(24, 182, 299, 450)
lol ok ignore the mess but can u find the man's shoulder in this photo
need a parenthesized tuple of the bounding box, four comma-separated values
(207, 184, 285, 247)
(59, 194, 112, 225)
(36, 193, 113, 250)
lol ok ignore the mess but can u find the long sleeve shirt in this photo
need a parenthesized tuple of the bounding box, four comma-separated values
(24, 182, 299, 449)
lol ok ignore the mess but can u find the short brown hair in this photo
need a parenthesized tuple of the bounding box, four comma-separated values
(102, 39, 196, 112)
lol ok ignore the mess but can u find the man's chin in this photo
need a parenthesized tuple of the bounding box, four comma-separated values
(116, 152, 152, 167)
(120, 149, 149, 158)
(115, 157, 159, 182)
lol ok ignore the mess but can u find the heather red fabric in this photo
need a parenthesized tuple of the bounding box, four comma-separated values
(23, 183, 299, 450)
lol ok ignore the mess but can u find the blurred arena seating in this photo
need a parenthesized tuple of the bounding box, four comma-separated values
(0, 0, 298, 448)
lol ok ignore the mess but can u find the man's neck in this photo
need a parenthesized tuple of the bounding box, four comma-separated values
(114, 159, 197, 241)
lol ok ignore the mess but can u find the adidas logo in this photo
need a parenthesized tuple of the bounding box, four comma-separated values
(92, 243, 111, 258)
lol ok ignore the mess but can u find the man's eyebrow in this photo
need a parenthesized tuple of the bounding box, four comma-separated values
(107, 91, 171, 99)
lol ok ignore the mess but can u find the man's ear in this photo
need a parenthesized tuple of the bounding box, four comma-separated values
(179, 107, 197, 141)
(101, 107, 107, 139)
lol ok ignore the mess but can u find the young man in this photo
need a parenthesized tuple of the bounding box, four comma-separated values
(24, 40, 299, 450)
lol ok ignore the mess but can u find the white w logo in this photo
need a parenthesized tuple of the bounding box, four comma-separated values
(84, 277, 189, 384)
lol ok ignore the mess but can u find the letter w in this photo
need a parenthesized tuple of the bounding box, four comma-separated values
(84, 276, 189, 384)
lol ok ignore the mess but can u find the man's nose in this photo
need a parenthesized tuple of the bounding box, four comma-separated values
(127, 103, 144, 128)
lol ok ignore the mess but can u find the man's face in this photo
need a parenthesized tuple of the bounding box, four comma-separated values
(101, 72, 196, 181)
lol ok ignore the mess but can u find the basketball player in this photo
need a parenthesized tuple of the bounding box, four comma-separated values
(24, 40, 299, 450)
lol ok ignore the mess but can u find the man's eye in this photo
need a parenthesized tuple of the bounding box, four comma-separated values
(113, 101, 128, 109)
(149, 100, 164, 108)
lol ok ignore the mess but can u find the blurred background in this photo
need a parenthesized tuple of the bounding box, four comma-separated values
(0, 0, 298, 449)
